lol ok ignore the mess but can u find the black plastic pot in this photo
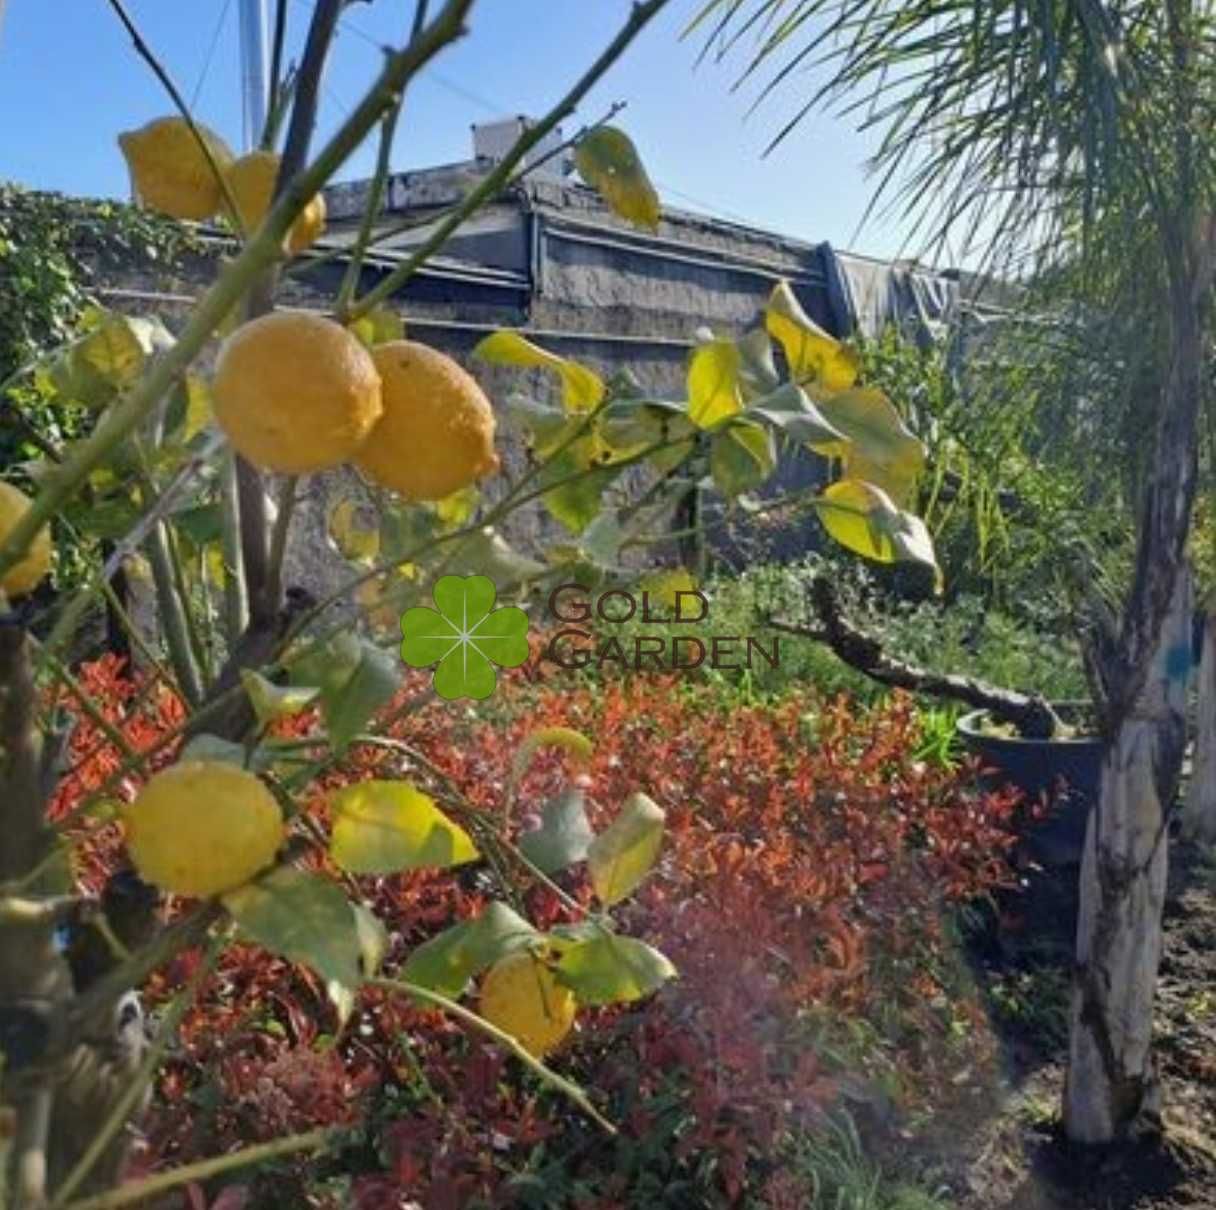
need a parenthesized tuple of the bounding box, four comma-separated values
(956, 702, 1104, 866)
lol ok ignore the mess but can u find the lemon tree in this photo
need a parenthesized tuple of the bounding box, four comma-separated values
(0, 0, 949, 1204)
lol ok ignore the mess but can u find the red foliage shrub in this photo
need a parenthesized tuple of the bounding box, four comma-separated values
(53, 658, 1019, 1208)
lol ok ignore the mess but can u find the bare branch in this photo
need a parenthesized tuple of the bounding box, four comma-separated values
(769, 578, 1063, 738)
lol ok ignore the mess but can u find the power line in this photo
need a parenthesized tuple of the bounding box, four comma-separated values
(289, 1, 765, 231)
(191, 0, 235, 110)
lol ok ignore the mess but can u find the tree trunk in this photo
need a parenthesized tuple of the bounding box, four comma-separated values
(1183, 610, 1216, 843)
(1064, 566, 1193, 1142)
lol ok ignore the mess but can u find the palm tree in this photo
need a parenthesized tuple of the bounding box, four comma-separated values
(688, 0, 1216, 1143)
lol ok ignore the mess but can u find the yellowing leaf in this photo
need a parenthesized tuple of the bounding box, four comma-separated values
(183, 373, 213, 441)
(586, 792, 665, 906)
(50, 309, 169, 409)
(814, 478, 941, 588)
(817, 387, 926, 507)
(473, 331, 605, 413)
(765, 281, 859, 395)
(574, 125, 660, 231)
(327, 497, 380, 565)
(330, 780, 479, 874)
(639, 567, 698, 611)
(687, 340, 744, 428)
(432, 485, 479, 528)
(348, 307, 405, 349)
(512, 727, 594, 783)
(240, 668, 319, 727)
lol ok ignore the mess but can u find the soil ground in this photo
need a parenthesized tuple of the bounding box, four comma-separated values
(886, 841, 1216, 1210)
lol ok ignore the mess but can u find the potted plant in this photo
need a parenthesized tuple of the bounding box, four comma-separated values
(770, 577, 1107, 865)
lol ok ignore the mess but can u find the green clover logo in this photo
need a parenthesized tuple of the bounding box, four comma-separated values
(400, 575, 530, 701)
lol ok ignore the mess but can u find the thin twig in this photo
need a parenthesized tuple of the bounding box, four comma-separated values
(58, 1128, 339, 1210)
(335, 86, 406, 312)
(368, 977, 615, 1134)
(104, 0, 246, 235)
(0, 0, 477, 591)
(342, 0, 671, 322)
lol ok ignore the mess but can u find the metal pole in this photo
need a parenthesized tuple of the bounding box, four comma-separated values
(238, 0, 269, 151)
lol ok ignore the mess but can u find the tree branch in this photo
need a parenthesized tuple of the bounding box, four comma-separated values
(342, 0, 671, 323)
(769, 578, 1063, 739)
(104, 0, 246, 235)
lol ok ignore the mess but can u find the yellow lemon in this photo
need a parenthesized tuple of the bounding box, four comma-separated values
(0, 482, 52, 599)
(212, 311, 383, 473)
(125, 761, 284, 897)
(353, 341, 499, 501)
(224, 150, 326, 253)
(118, 116, 234, 222)
(479, 950, 576, 1058)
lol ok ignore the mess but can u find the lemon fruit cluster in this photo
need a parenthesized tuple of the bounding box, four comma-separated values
(224, 149, 326, 253)
(211, 321, 499, 499)
(356, 341, 500, 501)
(118, 117, 235, 222)
(125, 761, 284, 898)
(478, 950, 577, 1058)
(0, 482, 52, 599)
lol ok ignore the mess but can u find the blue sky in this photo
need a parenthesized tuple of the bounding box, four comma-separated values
(0, 0, 917, 259)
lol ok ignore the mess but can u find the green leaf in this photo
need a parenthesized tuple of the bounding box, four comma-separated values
(223, 867, 360, 989)
(401, 901, 539, 999)
(400, 573, 530, 701)
(180, 732, 257, 768)
(598, 397, 694, 454)
(814, 478, 941, 589)
(291, 634, 399, 753)
(574, 125, 660, 231)
(330, 779, 479, 874)
(554, 932, 676, 1006)
(519, 787, 596, 875)
(506, 395, 577, 458)
(586, 792, 665, 905)
(542, 449, 617, 535)
(710, 418, 775, 497)
(329, 641, 400, 753)
(748, 382, 847, 448)
(173, 502, 224, 546)
(687, 339, 744, 429)
(240, 669, 319, 728)
(442, 527, 547, 588)
(473, 331, 604, 412)
(764, 280, 859, 396)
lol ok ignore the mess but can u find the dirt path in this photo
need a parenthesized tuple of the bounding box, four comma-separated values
(877, 843, 1216, 1210)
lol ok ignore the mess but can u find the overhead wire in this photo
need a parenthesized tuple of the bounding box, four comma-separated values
(190, 0, 235, 110)
(288, 0, 767, 231)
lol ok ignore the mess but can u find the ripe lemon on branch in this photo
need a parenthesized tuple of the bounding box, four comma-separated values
(354, 341, 499, 501)
(212, 311, 383, 473)
(479, 950, 576, 1057)
(0, 482, 52, 599)
(118, 116, 234, 222)
(224, 150, 326, 253)
(124, 761, 284, 897)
